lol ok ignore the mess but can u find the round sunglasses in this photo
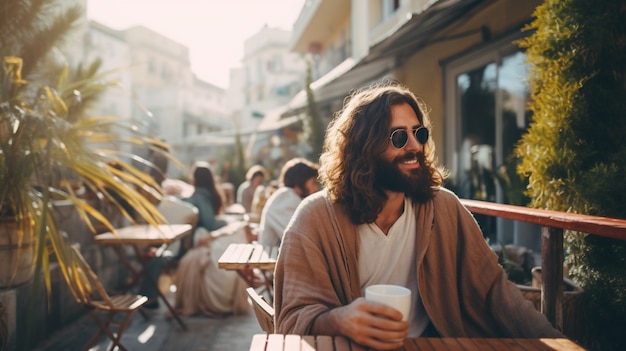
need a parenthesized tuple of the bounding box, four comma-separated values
(389, 127, 429, 149)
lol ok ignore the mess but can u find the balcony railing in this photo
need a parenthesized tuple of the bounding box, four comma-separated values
(459, 199, 626, 331)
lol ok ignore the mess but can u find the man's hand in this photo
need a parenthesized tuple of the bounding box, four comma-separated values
(315, 297, 408, 350)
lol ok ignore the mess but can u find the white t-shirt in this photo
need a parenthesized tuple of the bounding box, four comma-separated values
(358, 197, 430, 337)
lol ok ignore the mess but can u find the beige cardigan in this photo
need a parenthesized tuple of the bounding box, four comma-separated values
(274, 188, 563, 338)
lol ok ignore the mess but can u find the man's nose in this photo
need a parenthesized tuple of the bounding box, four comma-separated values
(404, 131, 423, 151)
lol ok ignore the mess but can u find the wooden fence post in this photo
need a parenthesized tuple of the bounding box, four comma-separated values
(542, 226, 564, 330)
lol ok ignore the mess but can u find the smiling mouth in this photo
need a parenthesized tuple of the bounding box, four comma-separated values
(402, 158, 418, 165)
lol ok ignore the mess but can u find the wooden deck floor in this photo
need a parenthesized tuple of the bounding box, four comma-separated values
(31, 282, 263, 351)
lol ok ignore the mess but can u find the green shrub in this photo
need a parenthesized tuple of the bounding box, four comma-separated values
(517, 0, 626, 349)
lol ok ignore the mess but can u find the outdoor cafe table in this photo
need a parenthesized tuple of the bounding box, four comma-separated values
(248, 334, 587, 351)
(94, 223, 192, 330)
(217, 242, 279, 300)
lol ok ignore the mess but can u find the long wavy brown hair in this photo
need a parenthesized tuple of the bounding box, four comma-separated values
(319, 82, 447, 224)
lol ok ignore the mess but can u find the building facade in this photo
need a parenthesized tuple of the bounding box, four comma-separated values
(227, 25, 307, 179)
(84, 23, 231, 176)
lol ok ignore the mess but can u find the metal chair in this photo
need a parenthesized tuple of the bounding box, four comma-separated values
(246, 287, 275, 334)
(65, 245, 148, 351)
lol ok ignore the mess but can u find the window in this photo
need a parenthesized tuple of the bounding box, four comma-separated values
(148, 58, 156, 74)
(444, 32, 531, 240)
(161, 64, 169, 80)
(267, 56, 283, 72)
(275, 85, 290, 96)
(382, 0, 400, 21)
(340, 29, 351, 62)
(257, 59, 264, 80)
(257, 84, 264, 101)
(246, 66, 252, 85)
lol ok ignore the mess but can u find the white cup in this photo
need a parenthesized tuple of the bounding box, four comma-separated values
(364, 284, 411, 321)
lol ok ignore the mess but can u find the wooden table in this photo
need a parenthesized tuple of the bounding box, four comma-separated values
(94, 224, 192, 245)
(218, 243, 279, 300)
(95, 224, 192, 330)
(248, 334, 587, 351)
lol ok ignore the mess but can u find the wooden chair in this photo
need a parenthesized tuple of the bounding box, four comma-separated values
(246, 287, 275, 334)
(65, 245, 148, 351)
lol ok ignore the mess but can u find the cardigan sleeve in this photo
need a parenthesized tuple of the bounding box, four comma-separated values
(273, 193, 357, 334)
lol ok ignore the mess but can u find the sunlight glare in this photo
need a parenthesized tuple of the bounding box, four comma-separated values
(138, 324, 157, 344)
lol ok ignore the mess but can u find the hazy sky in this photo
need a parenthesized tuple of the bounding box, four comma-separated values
(87, 0, 306, 88)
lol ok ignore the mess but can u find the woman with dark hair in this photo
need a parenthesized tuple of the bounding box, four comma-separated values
(174, 161, 251, 317)
(182, 161, 227, 238)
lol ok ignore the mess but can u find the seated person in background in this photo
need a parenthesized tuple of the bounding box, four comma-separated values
(258, 158, 319, 247)
(236, 165, 267, 213)
(273, 83, 563, 350)
(141, 140, 170, 205)
(138, 162, 228, 309)
(162, 177, 195, 198)
(144, 141, 169, 187)
(174, 162, 251, 317)
(249, 179, 279, 224)
(219, 180, 235, 207)
(181, 162, 228, 243)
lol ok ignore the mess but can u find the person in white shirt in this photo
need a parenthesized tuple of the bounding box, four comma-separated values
(236, 165, 267, 213)
(258, 158, 319, 247)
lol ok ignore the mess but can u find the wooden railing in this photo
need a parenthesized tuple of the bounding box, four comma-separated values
(459, 199, 626, 331)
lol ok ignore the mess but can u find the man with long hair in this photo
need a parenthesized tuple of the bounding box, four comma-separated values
(273, 83, 562, 350)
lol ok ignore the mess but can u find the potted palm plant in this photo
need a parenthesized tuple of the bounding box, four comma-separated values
(0, 54, 170, 287)
(0, 3, 180, 349)
(0, 1, 171, 290)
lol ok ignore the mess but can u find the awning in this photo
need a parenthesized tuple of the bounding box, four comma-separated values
(178, 129, 255, 147)
(256, 105, 305, 132)
(285, 56, 396, 115)
(363, 0, 489, 65)
(283, 0, 489, 115)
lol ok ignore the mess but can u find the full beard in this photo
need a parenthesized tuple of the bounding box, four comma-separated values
(374, 152, 434, 203)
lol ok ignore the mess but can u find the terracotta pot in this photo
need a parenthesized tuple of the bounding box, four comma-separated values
(0, 216, 35, 288)
(518, 267, 584, 339)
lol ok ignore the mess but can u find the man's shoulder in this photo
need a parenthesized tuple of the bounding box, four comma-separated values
(431, 187, 464, 208)
(289, 190, 330, 220)
(433, 187, 460, 200)
(265, 187, 299, 210)
(270, 186, 293, 198)
(299, 190, 328, 207)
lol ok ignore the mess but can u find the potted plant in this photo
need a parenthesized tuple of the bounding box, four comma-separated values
(0, 4, 182, 349)
(0, 0, 173, 290)
(0, 56, 176, 351)
(0, 53, 171, 286)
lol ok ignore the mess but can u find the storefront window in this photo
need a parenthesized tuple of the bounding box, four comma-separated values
(444, 34, 531, 242)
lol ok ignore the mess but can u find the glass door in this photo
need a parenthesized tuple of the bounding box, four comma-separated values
(444, 33, 532, 243)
